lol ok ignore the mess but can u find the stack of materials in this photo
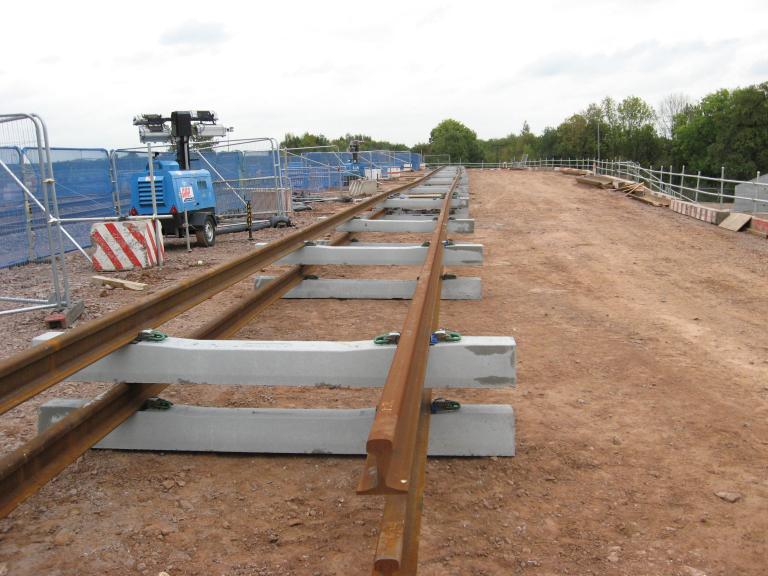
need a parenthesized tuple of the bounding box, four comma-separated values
(575, 174, 621, 189)
(618, 182, 670, 207)
(558, 167, 592, 176)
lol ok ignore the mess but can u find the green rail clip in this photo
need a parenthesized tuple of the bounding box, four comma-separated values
(134, 329, 168, 343)
(374, 332, 401, 345)
(431, 398, 461, 414)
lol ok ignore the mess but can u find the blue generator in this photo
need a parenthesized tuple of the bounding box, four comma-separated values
(129, 159, 217, 246)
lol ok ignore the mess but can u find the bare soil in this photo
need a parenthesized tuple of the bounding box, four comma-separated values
(0, 170, 766, 576)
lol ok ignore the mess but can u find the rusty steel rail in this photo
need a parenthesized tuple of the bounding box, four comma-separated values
(0, 173, 431, 518)
(357, 169, 461, 574)
(0, 171, 437, 416)
(0, 165, 460, 576)
(358, 172, 456, 495)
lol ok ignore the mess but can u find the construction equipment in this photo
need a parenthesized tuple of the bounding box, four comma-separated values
(129, 111, 289, 247)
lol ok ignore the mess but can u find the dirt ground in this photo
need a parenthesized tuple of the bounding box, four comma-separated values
(0, 170, 767, 576)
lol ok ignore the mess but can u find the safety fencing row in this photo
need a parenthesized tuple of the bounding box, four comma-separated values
(0, 147, 287, 268)
(1, 146, 424, 269)
(286, 151, 422, 194)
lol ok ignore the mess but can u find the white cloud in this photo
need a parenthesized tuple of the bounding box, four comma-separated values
(159, 20, 230, 47)
(0, 0, 766, 148)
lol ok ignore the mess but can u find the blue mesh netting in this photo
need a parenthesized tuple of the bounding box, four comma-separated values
(0, 147, 114, 268)
(2, 145, 417, 267)
(34, 148, 114, 261)
(196, 151, 245, 214)
(112, 150, 149, 213)
(0, 147, 33, 268)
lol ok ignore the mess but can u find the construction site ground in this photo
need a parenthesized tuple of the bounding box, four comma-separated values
(1, 169, 767, 576)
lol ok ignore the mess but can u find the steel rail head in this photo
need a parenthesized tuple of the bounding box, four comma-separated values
(0, 170, 440, 416)
(357, 171, 461, 496)
(372, 387, 432, 576)
(368, 168, 463, 574)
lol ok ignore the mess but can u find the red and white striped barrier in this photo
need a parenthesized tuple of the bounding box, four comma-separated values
(90, 221, 164, 271)
(669, 199, 730, 225)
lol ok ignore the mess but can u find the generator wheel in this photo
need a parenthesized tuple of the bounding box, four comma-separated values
(195, 216, 216, 247)
(270, 215, 292, 228)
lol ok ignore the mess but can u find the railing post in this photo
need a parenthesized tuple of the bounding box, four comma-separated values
(695, 171, 701, 203)
(649, 165, 654, 192)
(660, 166, 665, 194)
(755, 171, 761, 215)
(19, 158, 36, 264)
(680, 165, 686, 201)
(719, 166, 725, 209)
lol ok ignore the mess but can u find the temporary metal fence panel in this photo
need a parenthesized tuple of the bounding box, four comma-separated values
(22, 147, 114, 257)
(208, 148, 289, 216)
(285, 153, 349, 193)
(0, 113, 70, 315)
(242, 150, 285, 215)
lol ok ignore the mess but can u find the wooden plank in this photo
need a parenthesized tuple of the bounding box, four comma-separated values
(718, 213, 752, 232)
(576, 176, 611, 188)
(91, 275, 147, 291)
(559, 168, 591, 176)
(627, 194, 669, 208)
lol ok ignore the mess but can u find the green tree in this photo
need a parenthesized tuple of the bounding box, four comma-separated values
(281, 132, 330, 149)
(616, 96, 657, 162)
(429, 119, 483, 163)
(673, 82, 768, 179)
(554, 114, 592, 157)
(536, 127, 559, 157)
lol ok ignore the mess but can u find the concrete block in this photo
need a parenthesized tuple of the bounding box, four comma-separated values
(38, 400, 515, 457)
(262, 243, 483, 266)
(254, 276, 482, 300)
(669, 199, 729, 224)
(32, 334, 516, 388)
(337, 218, 474, 233)
(409, 187, 451, 194)
(382, 198, 467, 209)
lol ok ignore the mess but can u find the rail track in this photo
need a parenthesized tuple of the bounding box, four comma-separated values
(0, 166, 467, 574)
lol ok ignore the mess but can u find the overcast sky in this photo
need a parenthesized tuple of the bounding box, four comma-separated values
(2, 0, 767, 149)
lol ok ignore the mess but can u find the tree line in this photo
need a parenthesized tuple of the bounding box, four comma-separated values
(420, 81, 768, 181)
(282, 81, 767, 181)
